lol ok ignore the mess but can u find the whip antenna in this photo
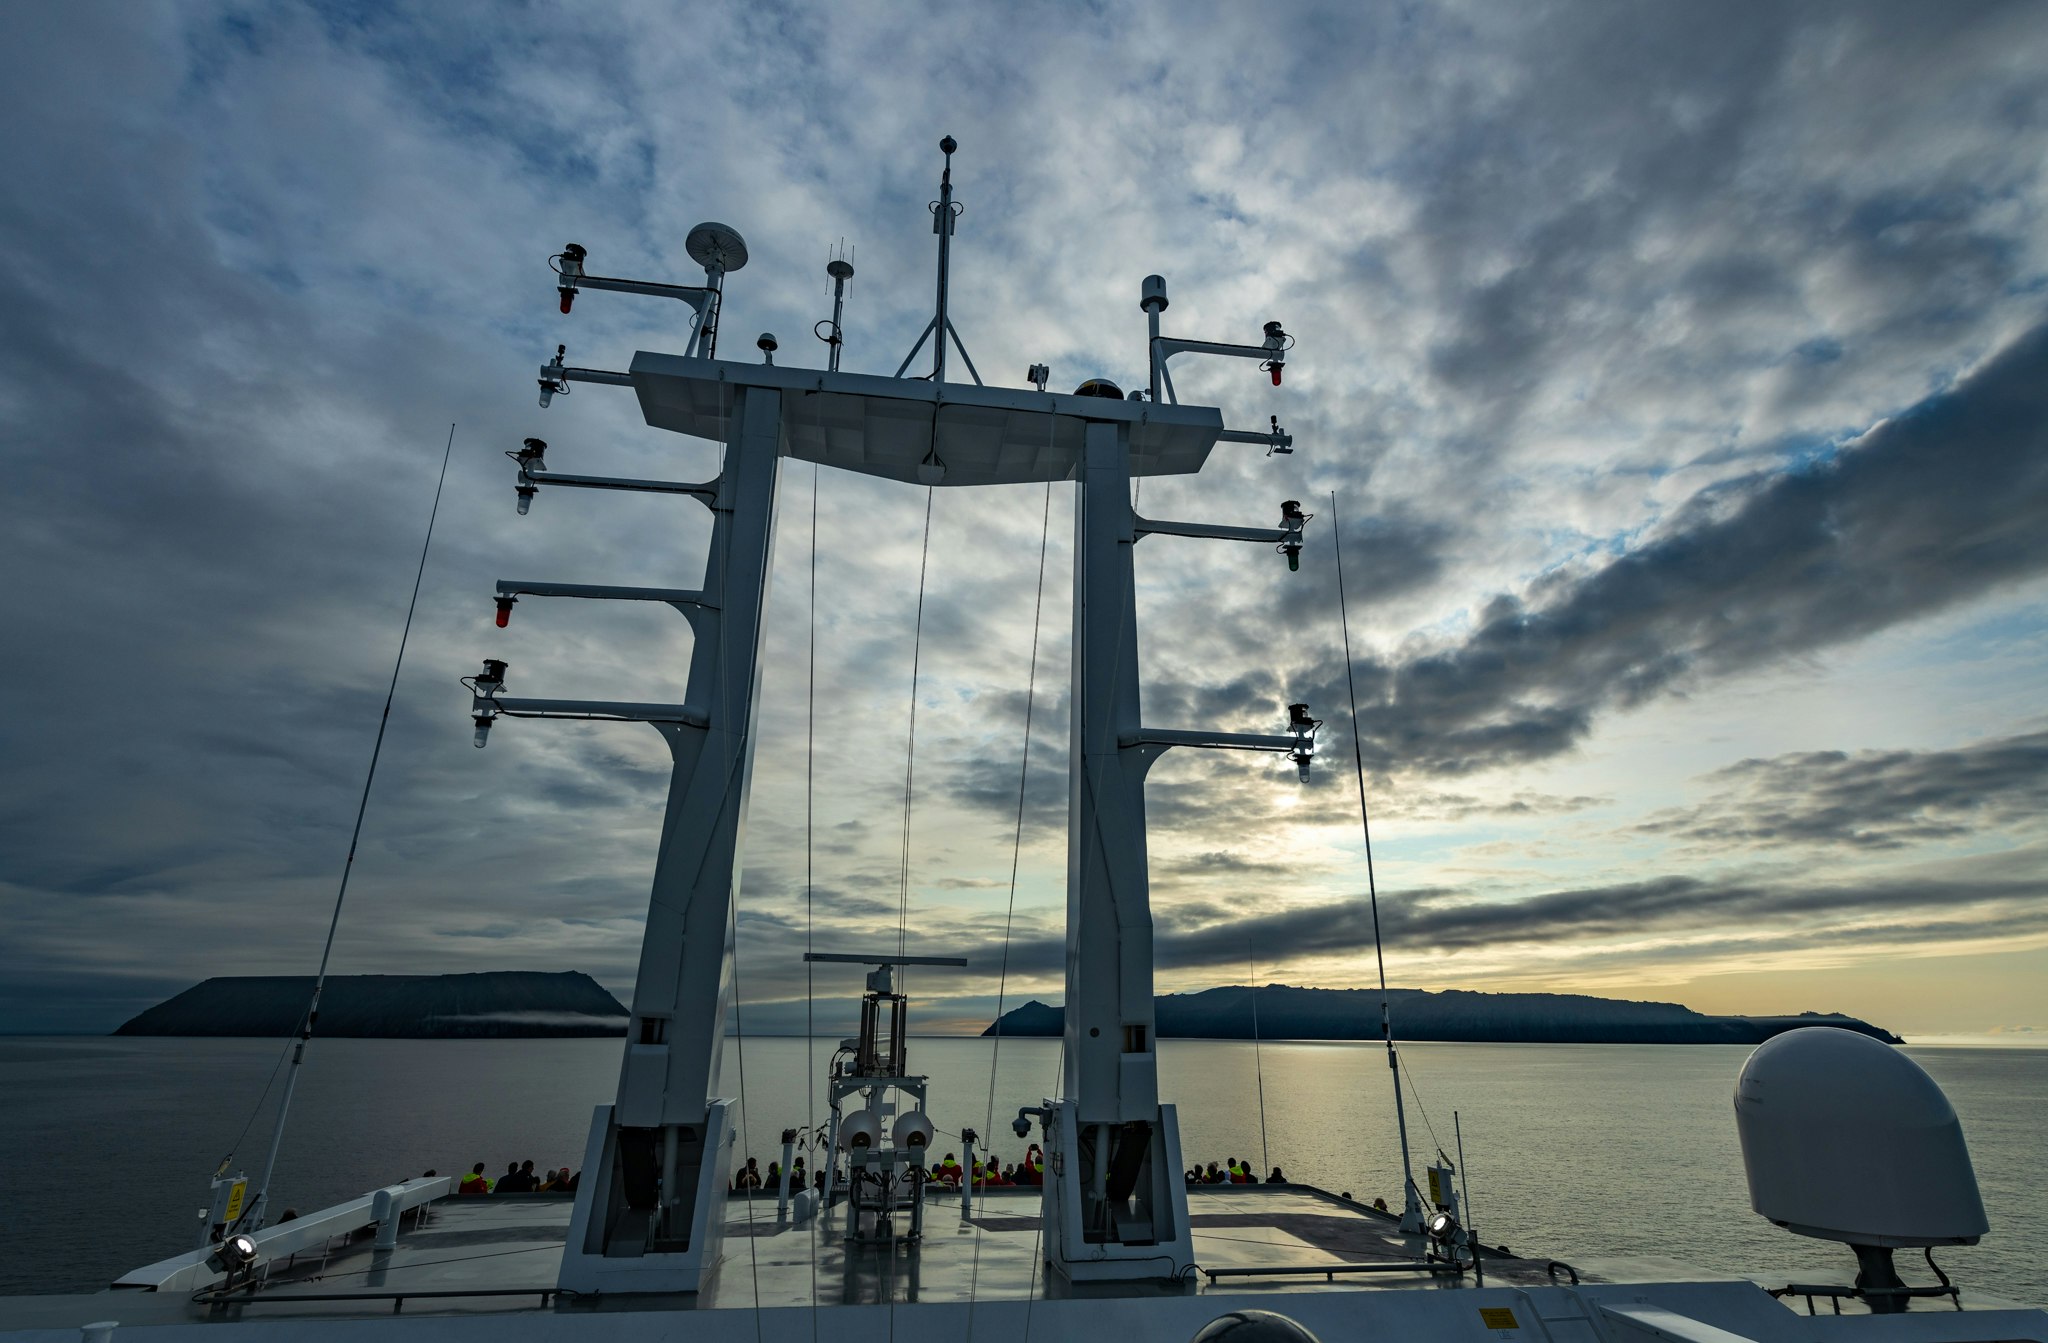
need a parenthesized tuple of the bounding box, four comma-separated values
(242, 423, 459, 1233)
(1330, 489, 1425, 1234)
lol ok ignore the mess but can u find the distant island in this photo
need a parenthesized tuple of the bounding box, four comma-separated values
(982, 985, 1904, 1045)
(114, 971, 628, 1038)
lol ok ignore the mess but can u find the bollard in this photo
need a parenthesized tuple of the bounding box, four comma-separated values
(960, 1128, 977, 1218)
(776, 1129, 798, 1221)
(372, 1188, 399, 1251)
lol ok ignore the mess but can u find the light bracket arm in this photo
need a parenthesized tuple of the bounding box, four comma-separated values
(1151, 334, 1289, 405)
(1119, 728, 1298, 754)
(488, 697, 707, 728)
(494, 579, 716, 610)
(560, 366, 634, 388)
(1217, 422, 1294, 454)
(1133, 513, 1286, 546)
(520, 467, 719, 507)
(569, 273, 712, 311)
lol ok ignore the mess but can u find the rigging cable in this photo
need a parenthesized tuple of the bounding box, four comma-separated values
(241, 422, 457, 1233)
(1249, 941, 1270, 1179)
(725, 880, 766, 1343)
(965, 477, 1054, 1340)
(1329, 489, 1425, 1220)
(895, 487, 937, 966)
(804, 460, 821, 1339)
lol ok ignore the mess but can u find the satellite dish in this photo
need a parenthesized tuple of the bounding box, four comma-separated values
(686, 222, 749, 272)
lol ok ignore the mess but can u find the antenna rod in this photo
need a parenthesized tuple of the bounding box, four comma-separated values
(826, 252, 853, 372)
(1330, 489, 1422, 1233)
(931, 135, 958, 384)
(244, 423, 459, 1233)
(1455, 1110, 1484, 1286)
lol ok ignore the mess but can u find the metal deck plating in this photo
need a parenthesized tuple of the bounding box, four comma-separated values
(6, 1185, 2042, 1343)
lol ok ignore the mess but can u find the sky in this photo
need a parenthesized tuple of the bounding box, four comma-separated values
(3, 1, 2045, 1041)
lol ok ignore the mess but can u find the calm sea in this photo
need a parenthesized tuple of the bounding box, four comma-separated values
(1, 1036, 2039, 1305)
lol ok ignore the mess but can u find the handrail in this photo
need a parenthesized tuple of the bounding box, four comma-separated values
(1203, 1261, 1465, 1281)
(115, 1177, 453, 1292)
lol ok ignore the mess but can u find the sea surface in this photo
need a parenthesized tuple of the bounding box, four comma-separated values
(1, 1036, 2040, 1305)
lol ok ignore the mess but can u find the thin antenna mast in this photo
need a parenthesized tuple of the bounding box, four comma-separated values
(244, 423, 458, 1233)
(1455, 1110, 1484, 1286)
(891, 137, 981, 386)
(1330, 489, 1423, 1234)
(820, 242, 854, 372)
(932, 136, 957, 383)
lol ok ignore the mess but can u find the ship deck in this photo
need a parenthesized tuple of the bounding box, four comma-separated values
(6, 1183, 2043, 1343)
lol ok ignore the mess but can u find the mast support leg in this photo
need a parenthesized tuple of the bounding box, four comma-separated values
(558, 386, 785, 1295)
(1039, 417, 1193, 1283)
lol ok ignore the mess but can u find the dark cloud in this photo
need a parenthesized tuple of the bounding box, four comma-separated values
(1642, 731, 2048, 849)
(4, 2, 2047, 1033)
(724, 860, 2048, 1024)
(1313, 322, 2048, 777)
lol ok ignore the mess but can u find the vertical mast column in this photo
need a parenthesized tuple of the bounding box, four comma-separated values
(1042, 416, 1193, 1282)
(559, 385, 784, 1295)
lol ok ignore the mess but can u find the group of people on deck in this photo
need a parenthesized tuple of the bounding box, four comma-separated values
(930, 1143, 1044, 1187)
(456, 1159, 580, 1194)
(732, 1155, 821, 1193)
(1186, 1159, 1286, 1185)
(729, 1144, 1050, 1192)
(725, 1147, 1293, 1194)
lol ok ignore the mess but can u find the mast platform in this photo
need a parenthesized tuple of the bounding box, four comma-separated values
(624, 353, 1226, 485)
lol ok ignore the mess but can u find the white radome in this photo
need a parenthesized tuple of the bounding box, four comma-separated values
(1735, 1026, 1988, 1247)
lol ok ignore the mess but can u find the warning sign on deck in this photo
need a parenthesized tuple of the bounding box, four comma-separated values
(1479, 1307, 1520, 1331)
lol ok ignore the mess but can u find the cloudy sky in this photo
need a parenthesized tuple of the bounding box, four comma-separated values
(4, 1, 2045, 1041)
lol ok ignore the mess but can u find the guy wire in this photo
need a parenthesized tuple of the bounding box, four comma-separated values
(1330, 489, 1424, 1217)
(244, 423, 457, 1231)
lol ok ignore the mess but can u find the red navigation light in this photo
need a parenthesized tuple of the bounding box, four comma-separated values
(1270, 365, 1282, 386)
(495, 596, 516, 628)
(559, 290, 576, 314)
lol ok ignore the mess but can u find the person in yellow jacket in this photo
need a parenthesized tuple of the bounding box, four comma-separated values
(939, 1153, 963, 1185)
(458, 1162, 493, 1195)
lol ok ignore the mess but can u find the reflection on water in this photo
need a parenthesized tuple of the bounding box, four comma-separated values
(1, 1035, 2040, 1304)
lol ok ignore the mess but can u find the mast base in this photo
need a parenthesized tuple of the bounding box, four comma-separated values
(1040, 1100, 1194, 1284)
(557, 1101, 733, 1295)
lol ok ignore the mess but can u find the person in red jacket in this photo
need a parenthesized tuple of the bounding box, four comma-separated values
(458, 1162, 493, 1195)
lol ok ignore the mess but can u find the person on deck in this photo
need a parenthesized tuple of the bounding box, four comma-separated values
(734, 1157, 763, 1191)
(938, 1153, 962, 1185)
(1266, 1167, 1286, 1184)
(1203, 1161, 1225, 1184)
(459, 1162, 493, 1195)
(496, 1161, 528, 1193)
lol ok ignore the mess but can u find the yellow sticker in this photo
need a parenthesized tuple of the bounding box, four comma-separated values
(221, 1180, 247, 1222)
(1479, 1307, 1519, 1331)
